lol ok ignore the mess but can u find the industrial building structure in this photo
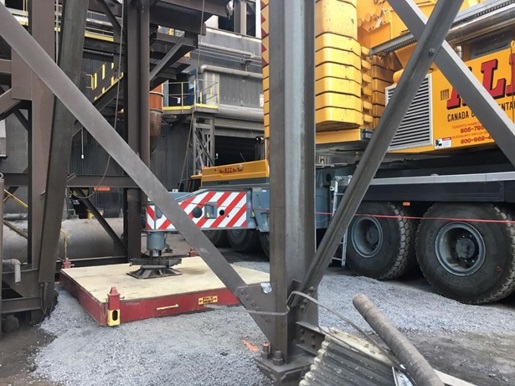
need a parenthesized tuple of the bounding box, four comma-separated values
(1, 0, 515, 385)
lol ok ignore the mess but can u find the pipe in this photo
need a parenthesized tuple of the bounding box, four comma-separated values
(199, 64, 262, 79)
(447, 4, 515, 44)
(372, 2, 515, 55)
(4, 218, 125, 262)
(2, 259, 21, 284)
(217, 105, 263, 121)
(353, 294, 444, 386)
(4, 213, 28, 221)
(199, 42, 256, 59)
(149, 84, 164, 152)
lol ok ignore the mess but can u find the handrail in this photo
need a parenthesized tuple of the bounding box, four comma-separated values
(165, 79, 220, 110)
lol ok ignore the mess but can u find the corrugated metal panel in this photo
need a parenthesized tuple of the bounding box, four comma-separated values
(217, 73, 262, 107)
(386, 75, 432, 150)
(300, 329, 413, 386)
(191, 28, 263, 109)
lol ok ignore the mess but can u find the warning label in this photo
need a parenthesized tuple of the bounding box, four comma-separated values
(434, 137, 452, 149)
(198, 295, 219, 305)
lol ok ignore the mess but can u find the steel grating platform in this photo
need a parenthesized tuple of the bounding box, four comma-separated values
(60, 256, 269, 326)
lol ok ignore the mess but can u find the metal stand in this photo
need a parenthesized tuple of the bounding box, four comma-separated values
(127, 257, 182, 279)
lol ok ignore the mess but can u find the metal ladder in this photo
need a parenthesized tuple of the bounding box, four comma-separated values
(330, 178, 348, 266)
(191, 113, 216, 172)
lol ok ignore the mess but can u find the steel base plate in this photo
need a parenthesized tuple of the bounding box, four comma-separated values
(255, 354, 313, 384)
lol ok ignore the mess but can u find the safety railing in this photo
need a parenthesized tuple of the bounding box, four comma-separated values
(163, 79, 220, 113)
(89, 62, 123, 101)
(7, 5, 116, 42)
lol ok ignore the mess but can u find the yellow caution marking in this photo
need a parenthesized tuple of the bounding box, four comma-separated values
(198, 295, 218, 305)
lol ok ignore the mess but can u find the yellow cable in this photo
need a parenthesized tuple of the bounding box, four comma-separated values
(3, 189, 29, 208)
(3, 189, 69, 257)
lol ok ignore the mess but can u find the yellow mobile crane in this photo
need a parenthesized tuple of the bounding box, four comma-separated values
(149, 0, 515, 304)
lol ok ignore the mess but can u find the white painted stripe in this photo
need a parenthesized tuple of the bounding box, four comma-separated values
(233, 207, 247, 227)
(219, 195, 247, 228)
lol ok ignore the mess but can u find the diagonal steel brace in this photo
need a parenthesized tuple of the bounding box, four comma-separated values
(389, 0, 515, 167)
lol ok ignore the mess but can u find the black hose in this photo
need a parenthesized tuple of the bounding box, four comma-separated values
(353, 293, 444, 386)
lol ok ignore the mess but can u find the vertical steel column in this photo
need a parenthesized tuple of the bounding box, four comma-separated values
(234, 0, 247, 35)
(124, 1, 150, 259)
(39, 0, 88, 283)
(28, 0, 55, 268)
(269, 0, 316, 359)
(299, 0, 464, 294)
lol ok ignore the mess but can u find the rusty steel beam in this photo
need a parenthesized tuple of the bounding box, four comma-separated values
(38, 0, 89, 283)
(266, 0, 316, 362)
(123, 1, 150, 260)
(27, 0, 55, 274)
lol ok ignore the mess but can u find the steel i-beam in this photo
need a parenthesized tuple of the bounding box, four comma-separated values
(27, 0, 54, 270)
(265, 0, 317, 367)
(124, 1, 150, 260)
(39, 0, 89, 284)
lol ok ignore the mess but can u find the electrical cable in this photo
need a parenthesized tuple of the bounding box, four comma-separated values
(205, 289, 405, 372)
(179, 0, 207, 186)
(75, 0, 124, 200)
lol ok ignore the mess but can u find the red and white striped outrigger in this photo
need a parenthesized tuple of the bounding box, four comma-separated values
(145, 189, 255, 231)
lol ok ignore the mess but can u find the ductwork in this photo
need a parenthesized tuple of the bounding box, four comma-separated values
(149, 84, 164, 152)
(217, 105, 263, 122)
(199, 64, 262, 79)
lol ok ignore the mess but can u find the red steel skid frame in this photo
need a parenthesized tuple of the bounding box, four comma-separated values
(60, 271, 240, 326)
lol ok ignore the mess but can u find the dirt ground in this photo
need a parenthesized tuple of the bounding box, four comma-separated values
(0, 325, 57, 386)
(1, 247, 515, 386)
(408, 332, 515, 385)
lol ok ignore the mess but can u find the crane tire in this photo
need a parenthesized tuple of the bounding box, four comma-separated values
(347, 202, 416, 280)
(227, 229, 261, 253)
(259, 232, 270, 260)
(204, 230, 229, 247)
(416, 204, 515, 304)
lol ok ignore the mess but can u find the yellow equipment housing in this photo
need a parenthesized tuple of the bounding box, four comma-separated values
(199, 160, 269, 185)
(261, 0, 515, 155)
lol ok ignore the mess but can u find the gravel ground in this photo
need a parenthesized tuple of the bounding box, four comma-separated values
(235, 260, 515, 335)
(36, 290, 270, 386)
(31, 258, 515, 386)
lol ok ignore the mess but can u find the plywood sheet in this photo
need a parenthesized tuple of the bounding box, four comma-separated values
(62, 257, 269, 303)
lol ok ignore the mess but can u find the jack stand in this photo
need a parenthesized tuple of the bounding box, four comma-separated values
(127, 256, 182, 279)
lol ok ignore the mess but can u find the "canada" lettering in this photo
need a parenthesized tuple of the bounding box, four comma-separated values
(447, 54, 515, 109)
